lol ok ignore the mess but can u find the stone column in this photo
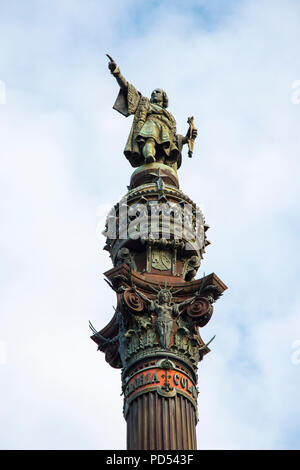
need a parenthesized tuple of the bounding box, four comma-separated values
(91, 164, 227, 450)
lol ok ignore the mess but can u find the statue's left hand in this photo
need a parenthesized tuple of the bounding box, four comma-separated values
(191, 128, 198, 140)
(183, 127, 198, 145)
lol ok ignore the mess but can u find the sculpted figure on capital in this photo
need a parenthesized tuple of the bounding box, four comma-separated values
(135, 287, 199, 349)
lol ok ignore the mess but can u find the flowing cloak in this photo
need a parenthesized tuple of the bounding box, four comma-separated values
(113, 82, 184, 168)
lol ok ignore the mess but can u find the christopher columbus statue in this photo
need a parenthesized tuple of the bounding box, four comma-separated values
(107, 54, 197, 170)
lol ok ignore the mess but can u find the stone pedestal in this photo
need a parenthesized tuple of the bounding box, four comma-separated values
(90, 163, 227, 450)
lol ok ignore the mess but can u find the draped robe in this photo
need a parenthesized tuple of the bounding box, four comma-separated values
(113, 83, 183, 169)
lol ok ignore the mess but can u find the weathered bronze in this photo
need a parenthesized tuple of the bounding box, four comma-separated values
(90, 56, 227, 450)
(106, 54, 197, 171)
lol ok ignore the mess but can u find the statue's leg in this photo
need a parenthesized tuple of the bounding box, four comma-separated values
(142, 138, 156, 164)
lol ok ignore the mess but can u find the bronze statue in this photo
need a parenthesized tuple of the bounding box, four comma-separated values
(90, 55, 227, 450)
(107, 54, 198, 170)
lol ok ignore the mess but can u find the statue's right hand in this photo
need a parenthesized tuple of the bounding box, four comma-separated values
(106, 54, 119, 74)
(108, 60, 117, 73)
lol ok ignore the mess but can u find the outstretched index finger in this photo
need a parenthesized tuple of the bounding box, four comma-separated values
(106, 53, 115, 62)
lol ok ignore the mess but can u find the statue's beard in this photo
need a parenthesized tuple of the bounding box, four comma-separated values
(150, 97, 163, 106)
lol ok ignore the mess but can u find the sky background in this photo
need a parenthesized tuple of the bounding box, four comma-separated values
(0, 0, 300, 450)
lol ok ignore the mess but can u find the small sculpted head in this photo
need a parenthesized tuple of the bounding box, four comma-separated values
(158, 290, 172, 304)
(118, 247, 130, 259)
(150, 88, 168, 108)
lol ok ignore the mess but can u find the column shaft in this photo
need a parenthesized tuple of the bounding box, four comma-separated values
(126, 391, 197, 450)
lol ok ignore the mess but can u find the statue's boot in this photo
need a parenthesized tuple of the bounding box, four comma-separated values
(143, 138, 156, 164)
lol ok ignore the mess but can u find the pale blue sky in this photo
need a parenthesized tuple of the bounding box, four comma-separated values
(0, 0, 300, 449)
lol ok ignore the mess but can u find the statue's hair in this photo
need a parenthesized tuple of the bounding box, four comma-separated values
(157, 288, 172, 302)
(162, 90, 168, 108)
(151, 89, 169, 108)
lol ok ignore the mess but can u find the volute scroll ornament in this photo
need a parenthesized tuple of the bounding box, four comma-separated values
(186, 296, 213, 327)
(123, 288, 145, 314)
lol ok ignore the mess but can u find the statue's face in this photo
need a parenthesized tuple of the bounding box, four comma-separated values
(158, 291, 170, 304)
(119, 247, 129, 259)
(150, 88, 164, 105)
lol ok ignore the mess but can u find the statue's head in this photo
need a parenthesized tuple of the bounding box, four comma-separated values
(158, 289, 172, 304)
(189, 256, 200, 267)
(150, 88, 168, 108)
(118, 247, 130, 259)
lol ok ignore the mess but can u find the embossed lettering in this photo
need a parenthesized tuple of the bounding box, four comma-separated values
(173, 373, 180, 385)
(152, 372, 160, 384)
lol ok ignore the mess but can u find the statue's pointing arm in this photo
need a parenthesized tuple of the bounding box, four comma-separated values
(107, 54, 128, 90)
(106, 54, 141, 118)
